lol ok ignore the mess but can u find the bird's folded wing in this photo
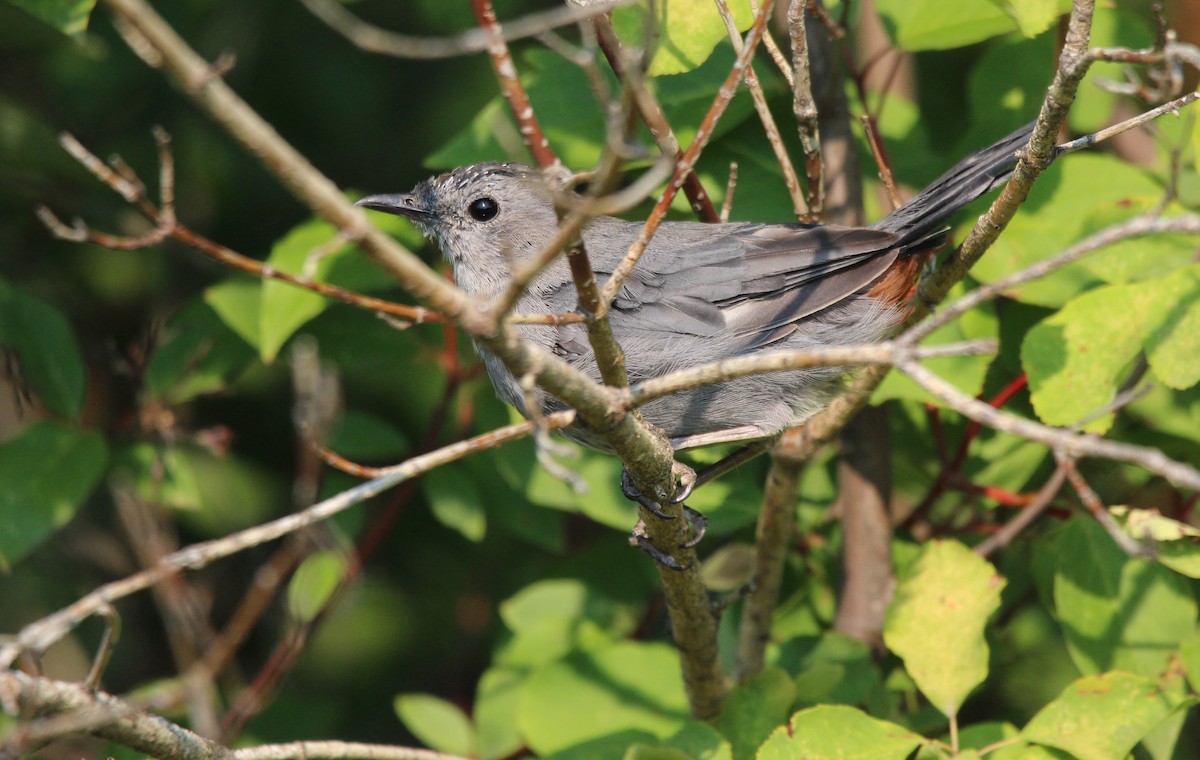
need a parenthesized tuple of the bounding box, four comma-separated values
(570, 219, 906, 341)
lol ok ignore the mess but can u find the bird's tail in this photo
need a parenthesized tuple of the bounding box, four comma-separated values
(873, 121, 1036, 246)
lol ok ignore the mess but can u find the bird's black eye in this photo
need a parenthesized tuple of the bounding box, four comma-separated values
(468, 197, 499, 222)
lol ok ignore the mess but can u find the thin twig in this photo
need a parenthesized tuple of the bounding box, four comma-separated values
(789, 0, 823, 222)
(859, 114, 902, 210)
(300, 0, 628, 60)
(908, 213, 1200, 343)
(975, 467, 1067, 558)
(1057, 453, 1151, 556)
(715, 0, 806, 218)
(628, 340, 996, 408)
(898, 359, 1200, 493)
(471, 0, 559, 171)
(0, 412, 573, 669)
(592, 15, 720, 222)
(597, 0, 777, 314)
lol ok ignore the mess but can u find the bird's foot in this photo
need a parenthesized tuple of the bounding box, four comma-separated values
(621, 462, 708, 567)
(629, 519, 687, 570)
(620, 461, 697, 515)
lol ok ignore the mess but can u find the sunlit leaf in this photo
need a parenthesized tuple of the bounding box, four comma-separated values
(394, 692, 477, 757)
(1052, 516, 1197, 677)
(757, 705, 923, 759)
(875, 0, 1017, 50)
(884, 540, 1004, 717)
(517, 641, 687, 754)
(611, 0, 753, 76)
(288, 550, 348, 622)
(7, 0, 95, 36)
(1023, 672, 1189, 760)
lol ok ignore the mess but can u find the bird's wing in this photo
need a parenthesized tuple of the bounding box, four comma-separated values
(569, 218, 907, 342)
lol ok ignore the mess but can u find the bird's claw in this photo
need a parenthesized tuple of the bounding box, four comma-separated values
(671, 461, 697, 504)
(620, 469, 675, 519)
(620, 461, 698, 512)
(680, 505, 708, 549)
(630, 519, 688, 570)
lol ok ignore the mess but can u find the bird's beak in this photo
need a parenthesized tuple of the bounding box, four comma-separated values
(355, 193, 431, 220)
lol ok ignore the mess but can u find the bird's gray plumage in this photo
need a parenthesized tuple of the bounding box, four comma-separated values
(358, 122, 1034, 449)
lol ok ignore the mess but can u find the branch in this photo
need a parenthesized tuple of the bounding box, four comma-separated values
(592, 14, 720, 222)
(732, 428, 804, 681)
(627, 340, 996, 407)
(0, 412, 572, 669)
(715, 0, 807, 218)
(0, 671, 466, 760)
(897, 360, 1200, 492)
(300, 0, 628, 60)
(789, 0, 823, 221)
(596, 0, 776, 314)
(471, 0, 559, 170)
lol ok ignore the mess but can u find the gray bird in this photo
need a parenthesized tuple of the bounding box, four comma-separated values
(358, 123, 1032, 454)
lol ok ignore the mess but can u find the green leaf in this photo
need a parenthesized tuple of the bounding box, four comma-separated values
(1023, 264, 1200, 430)
(716, 668, 794, 760)
(205, 277, 263, 349)
(1074, 202, 1196, 286)
(428, 46, 771, 173)
(422, 466, 486, 542)
(991, 0, 1062, 37)
(287, 550, 348, 622)
(6, 0, 95, 36)
(611, 0, 752, 76)
(875, 0, 1017, 51)
(495, 579, 635, 668)
(0, 422, 107, 569)
(1111, 506, 1200, 579)
(394, 692, 477, 757)
(1021, 281, 1146, 431)
(661, 721, 732, 760)
(0, 279, 86, 420)
(1180, 635, 1200, 694)
(475, 668, 524, 760)
(517, 641, 688, 755)
(972, 155, 1165, 307)
(1141, 265, 1200, 390)
(1052, 516, 1197, 677)
(757, 705, 923, 760)
(790, 633, 880, 709)
(144, 300, 257, 404)
(883, 540, 1005, 717)
(260, 219, 352, 363)
(1022, 672, 1187, 760)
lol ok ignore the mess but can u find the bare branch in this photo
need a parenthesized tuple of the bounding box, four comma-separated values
(597, 0, 777, 313)
(628, 340, 996, 408)
(789, 0, 823, 221)
(732, 428, 804, 681)
(908, 213, 1200, 344)
(975, 467, 1068, 558)
(592, 14, 720, 222)
(716, 0, 807, 218)
(897, 360, 1200, 493)
(0, 412, 572, 669)
(300, 0, 628, 60)
(0, 670, 468, 760)
(471, 0, 560, 170)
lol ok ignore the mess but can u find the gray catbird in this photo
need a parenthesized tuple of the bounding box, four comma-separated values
(358, 123, 1033, 453)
